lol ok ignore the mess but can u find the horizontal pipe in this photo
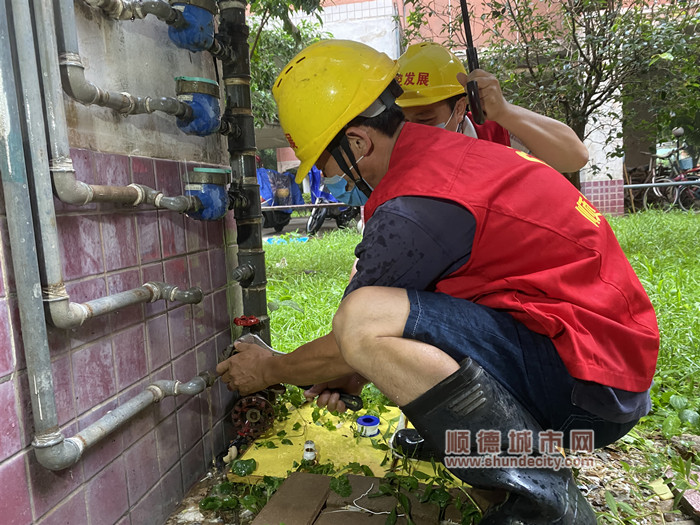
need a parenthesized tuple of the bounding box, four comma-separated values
(263, 202, 356, 210)
(59, 55, 193, 120)
(80, 0, 186, 27)
(623, 180, 700, 189)
(48, 281, 203, 329)
(34, 373, 215, 470)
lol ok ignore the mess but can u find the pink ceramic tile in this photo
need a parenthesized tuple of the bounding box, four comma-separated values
(131, 156, 156, 188)
(0, 380, 22, 462)
(163, 256, 189, 288)
(212, 289, 230, 334)
(155, 413, 180, 474)
(85, 458, 129, 525)
(51, 353, 77, 426)
(207, 218, 225, 250)
(154, 159, 183, 197)
(0, 452, 32, 524)
(147, 314, 170, 372)
(57, 215, 104, 280)
(136, 211, 162, 264)
(101, 213, 138, 272)
(113, 325, 147, 390)
(124, 430, 160, 503)
(159, 211, 187, 259)
(195, 338, 217, 377)
(26, 443, 84, 519)
(180, 440, 206, 495)
(70, 148, 97, 184)
(160, 463, 184, 514)
(185, 217, 208, 252)
(107, 269, 144, 332)
(129, 483, 165, 525)
(188, 252, 212, 294)
(78, 400, 123, 481)
(35, 488, 88, 525)
(209, 248, 227, 290)
(192, 296, 215, 345)
(71, 340, 116, 415)
(142, 263, 166, 317)
(168, 304, 194, 358)
(94, 151, 130, 187)
(0, 299, 14, 377)
(65, 278, 111, 348)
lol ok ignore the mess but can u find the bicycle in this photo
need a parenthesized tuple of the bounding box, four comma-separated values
(674, 166, 700, 211)
(640, 148, 679, 211)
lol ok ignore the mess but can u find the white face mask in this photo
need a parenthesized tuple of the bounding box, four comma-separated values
(435, 105, 457, 130)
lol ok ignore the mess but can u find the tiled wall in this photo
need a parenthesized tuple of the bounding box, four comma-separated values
(581, 178, 625, 216)
(0, 149, 237, 524)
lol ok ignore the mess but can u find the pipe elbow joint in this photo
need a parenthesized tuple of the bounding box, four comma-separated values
(48, 298, 89, 329)
(54, 177, 94, 206)
(33, 434, 83, 471)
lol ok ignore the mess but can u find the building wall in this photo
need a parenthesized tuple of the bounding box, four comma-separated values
(0, 8, 237, 525)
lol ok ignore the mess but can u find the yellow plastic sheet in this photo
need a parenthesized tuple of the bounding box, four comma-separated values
(227, 404, 437, 482)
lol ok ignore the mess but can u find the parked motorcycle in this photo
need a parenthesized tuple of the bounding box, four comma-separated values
(305, 166, 360, 235)
(256, 167, 305, 232)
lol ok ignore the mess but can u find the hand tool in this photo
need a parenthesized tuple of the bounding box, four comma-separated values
(460, 0, 485, 125)
(237, 333, 364, 411)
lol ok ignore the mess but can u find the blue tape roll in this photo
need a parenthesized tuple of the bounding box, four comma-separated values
(356, 415, 380, 437)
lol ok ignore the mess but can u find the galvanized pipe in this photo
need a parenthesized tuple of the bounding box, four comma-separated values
(81, 0, 186, 27)
(0, 1, 62, 448)
(54, 0, 192, 119)
(220, 0, 270, 342)
(623, 180, 700, 189)
(35, 374, 216, 470)
(51, 282, 203, 330)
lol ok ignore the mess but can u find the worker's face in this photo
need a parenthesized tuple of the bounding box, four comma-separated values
(402, 100, 462, 132)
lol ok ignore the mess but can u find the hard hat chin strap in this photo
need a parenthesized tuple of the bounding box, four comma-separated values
(330, 135, 372, 198)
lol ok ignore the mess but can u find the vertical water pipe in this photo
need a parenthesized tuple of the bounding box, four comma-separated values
(219, 0, 270, 343)
(0, 0, 65, 463)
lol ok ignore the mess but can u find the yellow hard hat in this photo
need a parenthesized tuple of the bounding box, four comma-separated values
(396, 42, 466, 108)
(272, 39, 400, 184)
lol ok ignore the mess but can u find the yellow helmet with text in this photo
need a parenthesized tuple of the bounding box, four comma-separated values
(272, 39, 400, 184)
(396, 42, 466, 108)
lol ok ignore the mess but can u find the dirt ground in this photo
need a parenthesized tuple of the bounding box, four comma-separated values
(164, 431, 700, 524)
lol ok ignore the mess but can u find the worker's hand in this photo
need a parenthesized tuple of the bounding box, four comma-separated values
(458, 70, 510, 123)
(216, 340, 275, 395)
(304, 373, 367, 413)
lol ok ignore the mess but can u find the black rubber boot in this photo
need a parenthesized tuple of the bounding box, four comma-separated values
(401, 357, 596, 525)
(391, 428, 439, 461)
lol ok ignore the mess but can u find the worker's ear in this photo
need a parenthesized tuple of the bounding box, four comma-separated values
(345, 126, 373, 159)
(455, 95, 468, 118)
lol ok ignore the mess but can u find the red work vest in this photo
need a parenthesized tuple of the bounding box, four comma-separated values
(468, 112, 511, 145)
(364, 123, 659, 392)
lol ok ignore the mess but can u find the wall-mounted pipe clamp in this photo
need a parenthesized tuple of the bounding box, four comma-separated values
(182, 167, 231, 220)
(168, 0, 218, 51)
(175, 76, 221, 136)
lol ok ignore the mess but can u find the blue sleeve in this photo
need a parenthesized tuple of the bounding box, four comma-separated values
(344, 196, 475, 297)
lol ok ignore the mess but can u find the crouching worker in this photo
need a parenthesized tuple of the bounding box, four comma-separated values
(217, 40, 659, 524)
